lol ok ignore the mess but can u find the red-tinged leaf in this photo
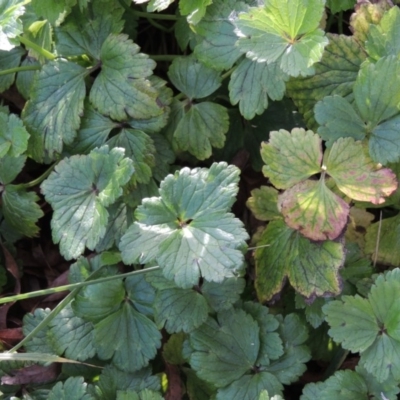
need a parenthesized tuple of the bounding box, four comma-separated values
(1, 364, 60, 385)
(325, 137, 398, 204)
(278, 179, 349, 241)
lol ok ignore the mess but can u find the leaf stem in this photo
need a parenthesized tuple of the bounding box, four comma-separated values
(13, 163, 57, 190)
(133, 9, 178, 20)
(0, 65, 41, 77)
(221, 66, 236, 81)
(0, 266, 160, 305)
(323, 347, 349, 379)
(18, 36, 56, 61)
(150, 54, 182, 62)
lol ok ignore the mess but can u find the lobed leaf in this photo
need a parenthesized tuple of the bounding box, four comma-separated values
(0, 0, 25, 50)
(23, 60, 89, 162)
(261, 128, 322, 189)
(234, 0, 328, 77)
(173, 101, 229, 160)
(120, 162, 248, 288)
(41, 146, 134, 260)
(229, 59, 287, 120)
(255, 220, 344, 301)
(246, 186, 281, 222)
(287, 34, 366, 129)
(278, 179, 349, 241)
(168, 56, 222, 99)
(193, 0, 247, 71)
(89, 34, 162, 121)
(325, 137, 398, 204)
(48, 376, 93, 400)
(0, 112, 29, 157)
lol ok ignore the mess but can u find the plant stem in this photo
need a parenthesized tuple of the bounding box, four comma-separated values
(323, 347, 349, 379)
(8, 266, 108, 352)
(338, 11, 343, 35)
(150, 55, 181, 62)
(0, 65, 41, 77)
(0, 266, 160, 305)
(13, 163, 57, 190)
(221, 66, 236, 81)
(133, 9, 178, 20)
(18, 36, 56, 61)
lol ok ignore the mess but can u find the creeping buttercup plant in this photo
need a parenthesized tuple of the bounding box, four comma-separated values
(1, 0, 400, 398)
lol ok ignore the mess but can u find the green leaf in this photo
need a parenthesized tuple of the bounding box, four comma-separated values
(0, 154, 25, 184)
(97, 365, 160, 400)
(41, 146, 134, 260)
(365, 213, 400, 267)
(95, 201, 127, 253)
(89, 34, 162, 121)
(16, 57, 40, 99)
(314, 95, 366, 146)
(48, 376, 93, 400)
(31, 0, 77, 25)
(107, 129, 155, 185)
(324, 269, 400, 381)
(229, 59, 287, 120)
(120, 162, 248, 288)
(325, 137, 398, 204)
(55, 1, 124, 59)
(22, 308, 55, 354)
(278, 179, 350, 241)
(234, 0, 328, 77)
(261, 128, 322, 189)
(94, 302, 161, 372)
(149, 272, 210, 333)
(255, 220, 344, 301)
(151, 133, 175, 182)
(246, 186, 281, 222)
(0, 112, 29, 157)
(327, 0, 355, 14)
(242, 302, 283, 364)
(73, 278, 125, 322)
(202, 277, 245, 312)
(215, 373, 282, 400)
(301, 370, 367, 400)
(23, 60, 88, 162)
(173, 101, 229, 160)
(188, 309, 260, 387)
(193, 0, 247, 71)
(365, 7, 400, 60)
(48, 304, 96, 361)
(0, 0, 25, 50)
(67, 102, 118, 155)
(179, 0, 212, 25)
(147, 271, 245, 333)
(264, 314, 311, 385)
(2, 185, 43, 237)
(168, 56, 221, 99)
(0, 47, 25, 92)
(316, 56, 400, 164)
(287, 34, 366, 129)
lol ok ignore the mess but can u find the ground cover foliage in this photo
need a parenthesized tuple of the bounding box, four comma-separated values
(1, 0, 400, 398)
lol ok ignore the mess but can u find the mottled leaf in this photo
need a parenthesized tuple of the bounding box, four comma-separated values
(261, 128, 322, 189)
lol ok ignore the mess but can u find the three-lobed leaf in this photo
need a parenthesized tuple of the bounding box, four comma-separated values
(120, 162, 249, 288)
(234, 0, 329, 77)
(41, 146, 134, 260)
